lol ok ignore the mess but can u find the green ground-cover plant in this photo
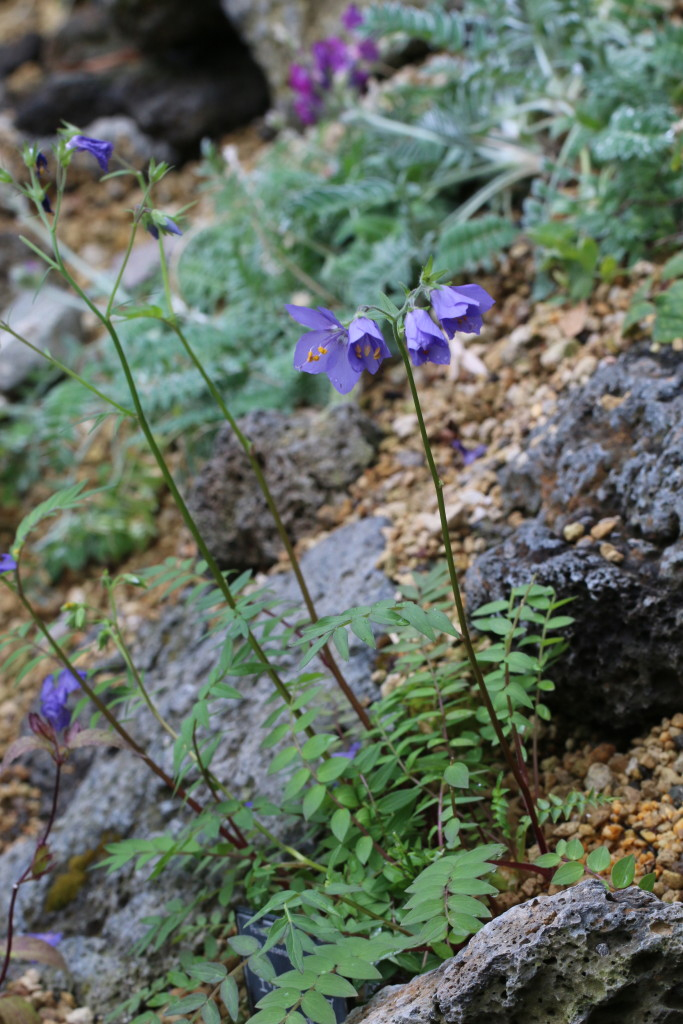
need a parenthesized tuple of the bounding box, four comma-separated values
(0, 128, 657, 1024)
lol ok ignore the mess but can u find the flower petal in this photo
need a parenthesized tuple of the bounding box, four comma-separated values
(286, 305, 344, 331)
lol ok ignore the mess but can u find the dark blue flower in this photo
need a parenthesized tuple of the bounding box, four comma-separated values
(430, 284, 495, 338)
(0, 553, 17, 573)
(65, 134, 113, 172)
(41, 194, 53, 214)
(452, 439, 487, 465)
(36, 152, 48, 174)
(405, 309, 450, 366)
(40, 669, 84, 731)
(288, 304, 359, 394)
(347, 317, 390, 375)
(145, 214, 183, 240)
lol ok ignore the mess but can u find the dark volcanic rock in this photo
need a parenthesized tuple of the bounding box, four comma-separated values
(190, 404, 383, 571)
(466, 347, 683, 733)
(346, 879, 683, 1024)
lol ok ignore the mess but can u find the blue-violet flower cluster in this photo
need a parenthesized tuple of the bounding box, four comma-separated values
(288, 305, 390, 394)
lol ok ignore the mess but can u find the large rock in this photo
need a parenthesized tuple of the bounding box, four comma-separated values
(190, 404, 383, 571)
(346, 879, 683, 1024)
(0, 285, 85, 392)
(0, 517, 392, 1016)
(466, 346, 683, 733)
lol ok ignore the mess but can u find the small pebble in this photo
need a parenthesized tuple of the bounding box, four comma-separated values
(590, 516, 620, 540)
(599, 541, 624, 563)
(563, 521, 585, 542)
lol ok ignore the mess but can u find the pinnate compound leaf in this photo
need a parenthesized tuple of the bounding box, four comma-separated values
(611, 854, 635, 889)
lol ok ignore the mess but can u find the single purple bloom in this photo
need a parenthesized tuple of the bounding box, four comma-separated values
(348, 317, 390, 375)
(288, 304, 360, 394)
(342, 4, 364, 30)
(289, 63, 315, 97)
(430, 284, 495, 338)
(27, 932, 62, 947)
(332, 740, 361, 759)
(405, 309, 451, 366)
(41, 194, 53, 214)
(36, 152, 48, 174)
(65, 134, 114, 173)
(146, 215, 182, 240)
(0, 553, 17, 573)
(356, 38, 379, 61)
(40, 669, 84, 732)
(294, 95, 322, 125)
(452, 439, 487, 465)
(312, 37, 350, 82)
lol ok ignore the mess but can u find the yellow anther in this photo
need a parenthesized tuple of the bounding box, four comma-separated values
(317, 345, 328, 354)
(306, 350, 320, 362)
(355, 343, 362, 358)
(373, 346, 381, 359)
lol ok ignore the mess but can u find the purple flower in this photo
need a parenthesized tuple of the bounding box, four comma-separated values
(452, 439, 487, 465)
(0, 553, 17, 573)
(430, 284, 495, 339)
(145, 215, 183, 240)
(41, 194, 53, 214)
(347, 317, 390, 375)
(356, 37, 379, 61)
(27, 932, 62, 947)
(65, 134, 114, 172)
(36, 152, 48, 174)
(290, 63, 315, 96)
(288, 304, 360, 394)
(312, 37, 350, 83)
(40, 669, 84, 732)
(332, 740, 361, 759)
(405, 309, 451, 366)
(342, 4, 365, 30)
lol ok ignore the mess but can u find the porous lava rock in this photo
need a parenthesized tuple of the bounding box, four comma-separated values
(346, 879, 683, 1024)
(190, 404, 383, 571)
(465, 346, 683, 733)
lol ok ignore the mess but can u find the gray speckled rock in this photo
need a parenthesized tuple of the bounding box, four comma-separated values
(0, 285, 85, 392)
(466, 346, 683, 733)
(190, 404, 383, 571)
(0, 517, 392, 1017)
(346, 879, 683, 1024)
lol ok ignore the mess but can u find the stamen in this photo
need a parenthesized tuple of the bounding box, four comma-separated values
(364, 343, 371, 356)
(373, 346, 381, 359)
(355, 344, 362, 358)
(317, 346, 328, 354)
(306, 350, 320, 363)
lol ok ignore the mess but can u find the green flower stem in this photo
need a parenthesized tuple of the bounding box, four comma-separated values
(392, 322, 548, 854)
(11, 576, 246, 849)
(159, 300, 372, 731)
(0, 321, 134, 418)
(48, 236, 309, 733)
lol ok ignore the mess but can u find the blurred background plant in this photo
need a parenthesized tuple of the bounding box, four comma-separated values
(4, 0, 683, 579)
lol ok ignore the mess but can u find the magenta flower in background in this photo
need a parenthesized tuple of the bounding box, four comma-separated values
(288, 304, 360, 394)
(347, 317, 390, 375)
(40, 669, 84, 732)
(430, 284, 495, 338)
(405, 309, 451, 366)
(65, 134, 113, 172)
(342, 3, 364, 30)
(0, 553, 17, 572)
